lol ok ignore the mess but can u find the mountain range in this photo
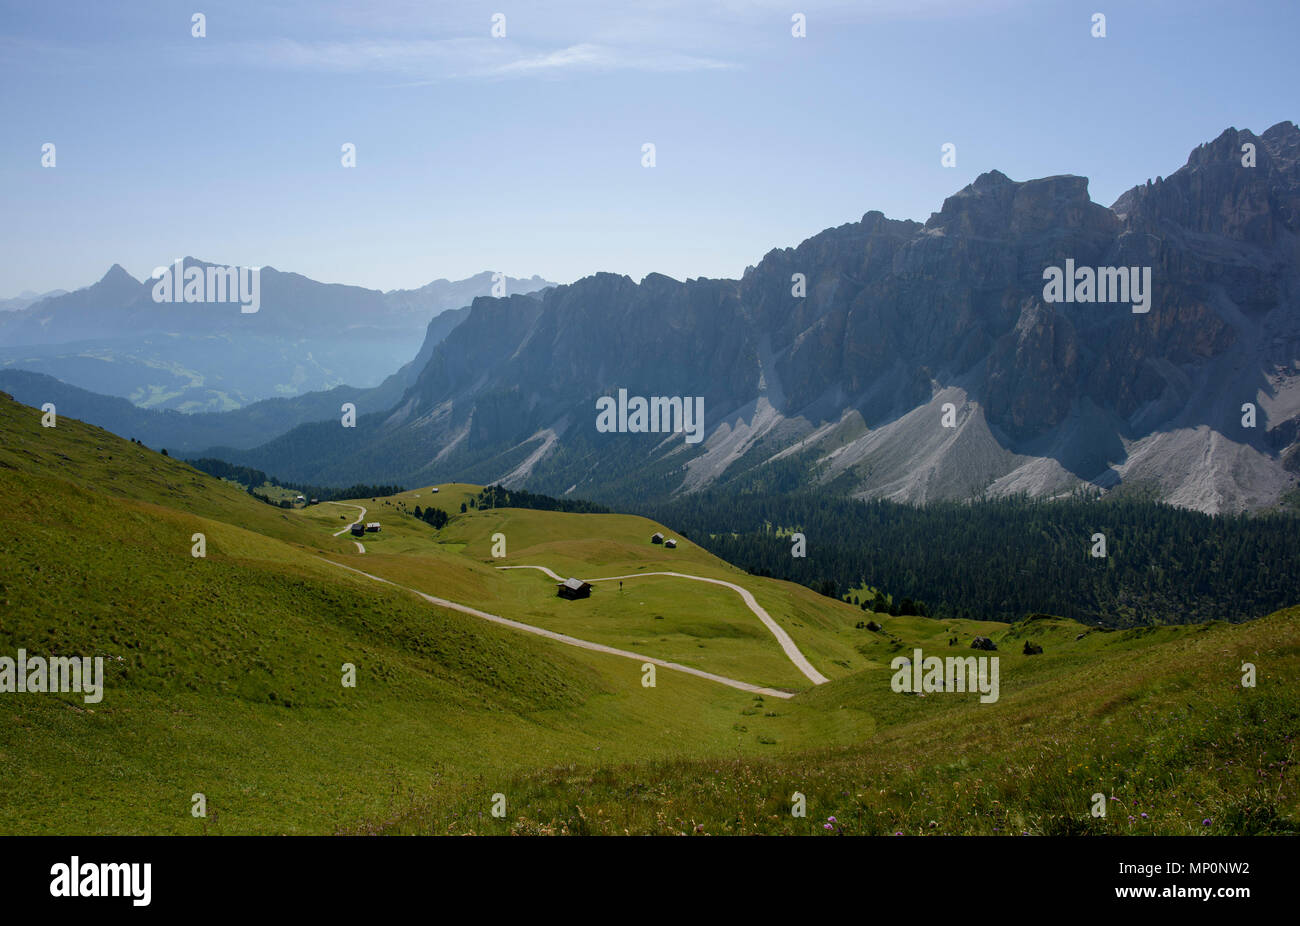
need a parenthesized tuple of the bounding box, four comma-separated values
(0, 265, 552, 412)
(4, 123, 1297, 515)
(0, 288, 67, 312)
(184, 122, 1298, 514)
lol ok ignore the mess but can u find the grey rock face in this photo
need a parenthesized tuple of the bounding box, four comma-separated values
(227, 124, 1300, 513)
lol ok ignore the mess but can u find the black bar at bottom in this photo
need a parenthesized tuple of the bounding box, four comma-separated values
(0, 835, 1287, 913)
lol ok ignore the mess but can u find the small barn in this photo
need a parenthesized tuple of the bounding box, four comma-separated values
(651, 532, 664, 544)
(350, 523, 365, 537)
(664, 538, 677, 549)
(365, 522, 382, 532)
(556, 577, 592, 600)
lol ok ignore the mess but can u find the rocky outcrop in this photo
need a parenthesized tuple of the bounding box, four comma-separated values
(222, 124, 1300, 513)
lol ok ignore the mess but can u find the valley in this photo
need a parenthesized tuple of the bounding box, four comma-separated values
(1, 393, 1295, 836)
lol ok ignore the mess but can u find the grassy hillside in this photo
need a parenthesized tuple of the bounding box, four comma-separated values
(1, 391, 1296, 836)
(0, 395, 871, 833)
(378, 609, 1300, 835)
(318, 502, 893, 690)
(281, 485, 889, 690)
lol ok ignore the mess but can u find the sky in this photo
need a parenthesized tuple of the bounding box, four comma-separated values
(1, 0, 1297, 296)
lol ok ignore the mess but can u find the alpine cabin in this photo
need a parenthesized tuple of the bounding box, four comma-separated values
(556, 578, 593, 600)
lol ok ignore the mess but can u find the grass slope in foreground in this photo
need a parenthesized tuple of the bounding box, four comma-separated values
(0, 392, 1296, 835)
(0, 396, 852, 832)
(378, 611, 1300, 835)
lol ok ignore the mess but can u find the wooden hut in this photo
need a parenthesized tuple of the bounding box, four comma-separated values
(556, 577, 593, 600)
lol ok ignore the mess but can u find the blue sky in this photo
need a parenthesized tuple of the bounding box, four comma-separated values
(1, 0, 1296, 295)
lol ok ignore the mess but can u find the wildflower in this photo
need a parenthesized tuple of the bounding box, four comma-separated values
(824, 823, 832, 830)
(1203, 818, 1212, 826)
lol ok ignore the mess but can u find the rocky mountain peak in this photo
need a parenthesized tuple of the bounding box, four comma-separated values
(97, 263, 139, 287)
(1111, 121, 1300, 241)
(926, 171, 1106, 239)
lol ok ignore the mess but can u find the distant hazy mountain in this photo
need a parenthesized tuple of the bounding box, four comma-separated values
(0, 288, 67, 312)
(0, 302, 474, 454)
(217, 123, 1300, 514)
(0, 263, 552, 411)
(384, 271, 553, 318)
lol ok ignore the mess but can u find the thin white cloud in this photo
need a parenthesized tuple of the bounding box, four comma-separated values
(227, 37, 485, 74)
(483, 42, 733, 76)
(215, 36, 732, 81)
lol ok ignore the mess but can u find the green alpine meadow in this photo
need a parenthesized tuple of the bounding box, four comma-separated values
(1, 393, 1295, 836)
